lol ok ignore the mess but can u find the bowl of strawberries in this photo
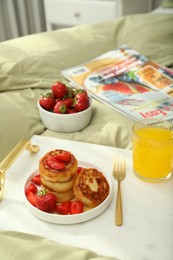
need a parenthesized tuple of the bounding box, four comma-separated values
(38, 81, 93, 132)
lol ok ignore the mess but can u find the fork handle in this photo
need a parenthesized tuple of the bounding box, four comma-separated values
(115, 181, 123, 226)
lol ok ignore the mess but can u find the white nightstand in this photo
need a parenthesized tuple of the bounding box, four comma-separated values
(43, 0, 153, 30)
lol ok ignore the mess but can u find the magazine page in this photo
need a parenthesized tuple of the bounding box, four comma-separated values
(62, 46, 173, 121)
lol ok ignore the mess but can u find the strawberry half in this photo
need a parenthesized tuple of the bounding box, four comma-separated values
(26, 191, 37, 207)
(25, 183, 38, 195)
(46, 155, 65, 170)
(77, 167, 83, 174)
(70, 201, 83, 215)
(56, 201, 71, 215)
(55, 151, 71, 163)
(31, 174, 41, 186)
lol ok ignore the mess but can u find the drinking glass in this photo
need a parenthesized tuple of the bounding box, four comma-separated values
(132, 119, 173, 182)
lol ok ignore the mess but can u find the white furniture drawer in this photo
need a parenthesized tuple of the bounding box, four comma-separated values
(44, 0, 116, 27)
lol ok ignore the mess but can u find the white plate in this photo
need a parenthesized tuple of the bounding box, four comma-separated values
(24, 161, 112, 224)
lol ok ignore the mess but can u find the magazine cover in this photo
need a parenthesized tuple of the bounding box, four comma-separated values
(62, 45, 173, 121)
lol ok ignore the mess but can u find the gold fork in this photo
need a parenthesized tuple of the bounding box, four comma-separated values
(112, 154, 126, 226)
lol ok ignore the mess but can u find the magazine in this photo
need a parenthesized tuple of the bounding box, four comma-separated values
(62, 45, 173, 121)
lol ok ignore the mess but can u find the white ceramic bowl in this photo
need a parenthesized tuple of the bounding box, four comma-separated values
(38, 98, 93, 132)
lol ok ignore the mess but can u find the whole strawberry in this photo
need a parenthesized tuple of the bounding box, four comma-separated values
(53, 100, 68, 114)
(74, 93, 89, 112)
(39, 92, 55, 111)
(35, 189, 57, 213)
(52, 81, 68, 99)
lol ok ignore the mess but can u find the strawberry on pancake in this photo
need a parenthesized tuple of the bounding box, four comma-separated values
(39, 150, 78, 183)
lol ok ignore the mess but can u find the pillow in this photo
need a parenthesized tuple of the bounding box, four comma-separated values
(161, 0, 173, 7)
(1, 13, 173, 93)
(0, 25, 117, 92)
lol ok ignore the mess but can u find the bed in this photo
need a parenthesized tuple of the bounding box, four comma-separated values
(0, 11, 173, 162)
(0, 8, 173, 260)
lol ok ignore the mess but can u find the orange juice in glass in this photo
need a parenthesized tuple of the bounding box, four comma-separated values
(132, 119, 173, 182)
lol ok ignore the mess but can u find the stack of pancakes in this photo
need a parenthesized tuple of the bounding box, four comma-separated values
(39, 149, 110, 208)
(39, 150, 77, 202)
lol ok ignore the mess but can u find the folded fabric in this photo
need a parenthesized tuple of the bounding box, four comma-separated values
(0, 231, 119, 260)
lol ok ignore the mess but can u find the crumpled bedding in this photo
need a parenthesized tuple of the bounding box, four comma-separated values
(0, 13, 173, 162)
(0, 231, 119, 260)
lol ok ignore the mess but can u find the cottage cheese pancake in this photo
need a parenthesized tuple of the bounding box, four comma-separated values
(40, 175, 75, 192)
(45, 187, 74, 203)
(73, 168, 110, 207)
(39, 150, 78, 183)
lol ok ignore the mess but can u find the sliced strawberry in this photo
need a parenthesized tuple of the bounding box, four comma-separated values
(46, 155, 65, 170)
(26, 191, 37, 207)
(56, 201, 71, 215)
(55, 151, 71, 163)
(31, 174, 41, 185)
(25, 183, 38, 195)
(35, 190, 57, 213)
(70, 201, 83, 215)
(77, 167, 83, 174)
